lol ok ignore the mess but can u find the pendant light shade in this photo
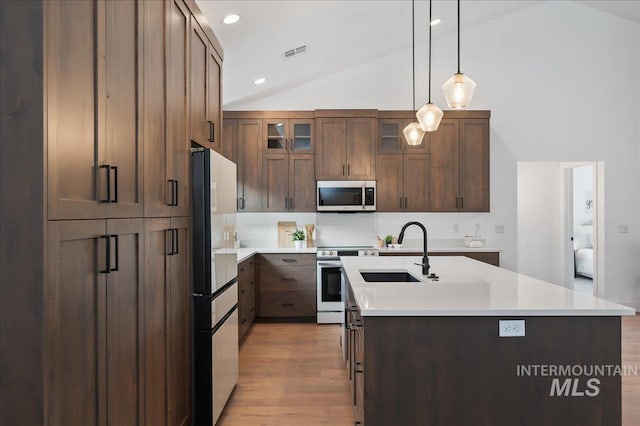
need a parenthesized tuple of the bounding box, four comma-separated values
(442, 0, 476, 109)
(404, 0, 425, 146)
(416, 103, 443, 132)
(417, 0, 442, 132)
(403, 122, 425, 145)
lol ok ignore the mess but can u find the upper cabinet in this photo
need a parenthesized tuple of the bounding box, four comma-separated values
(47, 0, 143, 220)
(263, 119, 314, 154)
(429, 113, 490, 212)
(377, 115, 429, 154)
(315, 114, 376, 180)
(207, 48, 222, 150)
(236, 119, 263, 212)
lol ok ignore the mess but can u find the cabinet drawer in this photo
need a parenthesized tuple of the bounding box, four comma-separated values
(238, 256, 256, 277)
(260, 264, 316, 291)
(259, 289, 316, 317)
(260, 253, 315, 267)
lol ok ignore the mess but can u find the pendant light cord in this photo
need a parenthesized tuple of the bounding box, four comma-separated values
(457, 0, 461, 73)
(412, 0, 416, 112)
(428, 0, 432, 103)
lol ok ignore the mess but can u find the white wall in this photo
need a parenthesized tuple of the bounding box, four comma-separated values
(229, 1, 640, 307)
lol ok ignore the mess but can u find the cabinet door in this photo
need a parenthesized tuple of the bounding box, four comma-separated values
(262, 154, 288, 211)
(207, 47, 222, 150)
(377, 119, 404, 153)
(404, 154, 430, 211)
(190, 21, 208, 146)
(46, 0, 105, 220)
(105, 219, 144, 426)
(459, 119, 490, 212)
(315, 118, 347, 180)
(289, 154, 316, 211)
(404, 119, 430, 154)
(46, 220, 106, 426)
(237, 119, 263, 211)
(290, 119, 314, 153)
(264, 119, 288, 153)
(104, 0, 143, 218)
(429, 119, 459, 212)
(375, 154, 403, 212)
(167, 217, 192, 426)
(143, 0, 169, 217)
(143, 219, 171, 426)
(346, 118, 376, 180)
(167, 0, 191, 217)
(222, 118, 238, 163)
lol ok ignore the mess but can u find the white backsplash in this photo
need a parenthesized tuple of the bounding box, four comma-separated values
(237, 211, 503, 249)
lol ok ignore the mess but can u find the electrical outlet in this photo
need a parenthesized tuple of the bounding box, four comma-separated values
(618, 224, 629, 234)
(453, 224, 460, 233)
(495, 224, 505, 234)
(499, 320, 525, 337)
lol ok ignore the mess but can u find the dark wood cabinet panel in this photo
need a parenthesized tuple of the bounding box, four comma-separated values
(429, 119, 459, 212)
(221, 118, 238, 162)
(262, 154, 288, 211)
(263, 119, 314, 153)
(459, 119, 490, 212)
(346, 117, 376, 179)
(289, 154, 316, 211)
(378, 117, 429, 154)
(207, 48, 222, 150)
(167, 0, 191, 217)
(46, 220, 106, 426)
(237, 119, 263, 211)
(403, 154, 430, 211)
(142, 0, 169, 218)
(167, 217, 191, 426)
(376, 154, 403, 212)
(238, 256, 257, 344)
(46, 0, 105, 220)
(190, 20, 208, 146)
(104, 0, 143, 219)
(258, 255, 316, 319)
(260, 253, 316, 267)
(315, 118, 347, 179)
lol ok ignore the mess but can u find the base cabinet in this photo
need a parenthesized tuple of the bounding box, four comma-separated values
(238, 255, 257, 343)
(258, 254, 316, 318)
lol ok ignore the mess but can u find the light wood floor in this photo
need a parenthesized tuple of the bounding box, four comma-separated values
(219, 316, 640, 426)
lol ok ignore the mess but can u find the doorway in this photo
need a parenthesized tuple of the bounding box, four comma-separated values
(568, 164, 595, 294)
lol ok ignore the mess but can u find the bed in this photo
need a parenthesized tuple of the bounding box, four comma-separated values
(574, 224, 593, 278)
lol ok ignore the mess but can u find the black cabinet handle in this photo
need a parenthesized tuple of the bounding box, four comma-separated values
(460, 197, 463, 209)
(404, 197, 408, 209)
(282, 258, 297, 263)
(249, 281, 255, 286)
(110, 166, 118, 203)
(167, 229, 174, 256)
(342, 164, 345, 176)
(173, 228, 179, 255)
(282, 277, 297, 282)
(168, 180, 179, 206)
(289, 197, 294, 209)
(208, 120, 215, 142)
(100, 234, 111, 273)
(282, 303, 294, 307)
(347, 164, 351, 176)
(174, 180, 179, 207)
(240, 319, 247, 325)
(455, 197, 459, 209)
(110, 235, 119, 272)
(99, 165, 111, 203)
(240, 289, 246, 294)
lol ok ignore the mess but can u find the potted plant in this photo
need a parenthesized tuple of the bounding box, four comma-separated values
(291, 229, 306, 249)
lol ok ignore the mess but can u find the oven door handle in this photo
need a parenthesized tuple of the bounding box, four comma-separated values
(318, 261, 343, 267)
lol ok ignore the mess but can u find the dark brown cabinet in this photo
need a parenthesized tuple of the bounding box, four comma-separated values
(143, 218, 191, 426)
(345, 286, 365, 425)
(376, 153, 430, 212)
(263, 119, 314, 153)
(262, 153, 315, 212)
(430, 116, 490, 212)
(207, 48, 222, 151)
(258, 254, 316, 318)
(377, 116, 429, 154)
(238, 256, 257, 343)
(237, 119, 263, 211)
(316, 117, 376, 180)
(47, 0, 143, 220)
(221, 118, 238, 162)
(46, 219, 144, 426)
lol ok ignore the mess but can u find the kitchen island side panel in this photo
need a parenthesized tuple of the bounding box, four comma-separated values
(364, 316, 621, 426)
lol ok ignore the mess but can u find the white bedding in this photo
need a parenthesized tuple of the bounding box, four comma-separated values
(575, 247, 593, 278)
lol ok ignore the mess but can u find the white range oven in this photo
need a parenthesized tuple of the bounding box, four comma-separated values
(316, 246, 378, 324)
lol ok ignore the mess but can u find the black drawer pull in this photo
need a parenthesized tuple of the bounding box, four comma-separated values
(355, 369, 364, 373)
(249, 281, 255, 286)
(282, 258, 297, 263)
(239, 267, 245, 272)
(240, 289, 246, 294)
(241, 319, 247, 325)
(281, 303, 295, 307)
(99, 164, 111, 203)
(282, 277, 297, 282)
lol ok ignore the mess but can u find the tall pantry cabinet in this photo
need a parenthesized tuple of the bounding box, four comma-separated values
(0, 1, 224, 425)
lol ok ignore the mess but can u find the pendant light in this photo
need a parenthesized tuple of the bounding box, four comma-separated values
(403, 0, 425, 146)
(416, 0, 443, 132)
(442, 0, 477, 109)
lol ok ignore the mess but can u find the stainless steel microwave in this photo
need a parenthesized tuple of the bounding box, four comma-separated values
(316, 180, 376, 212)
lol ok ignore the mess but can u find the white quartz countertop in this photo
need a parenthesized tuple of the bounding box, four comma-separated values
(237, 247, 316, 263)
(377, 246, 501, 253)
(342, 256, 635, 317)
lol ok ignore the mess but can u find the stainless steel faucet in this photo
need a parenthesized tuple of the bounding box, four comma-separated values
(398, 221, 430, 275)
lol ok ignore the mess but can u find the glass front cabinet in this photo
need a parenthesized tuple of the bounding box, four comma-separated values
(264, 119, 313, 153)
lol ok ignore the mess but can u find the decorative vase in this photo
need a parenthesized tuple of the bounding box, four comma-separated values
(294, 240, 304, 249)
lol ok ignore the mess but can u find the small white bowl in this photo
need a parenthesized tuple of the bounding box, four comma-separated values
(388, 244, 403, 249)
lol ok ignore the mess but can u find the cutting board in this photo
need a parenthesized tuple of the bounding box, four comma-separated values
(277, 221, 298, 248)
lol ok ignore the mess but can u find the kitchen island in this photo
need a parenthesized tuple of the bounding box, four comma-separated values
(341, 256, 635, 426)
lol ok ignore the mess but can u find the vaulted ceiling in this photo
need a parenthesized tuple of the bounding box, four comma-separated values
(196, 0, 640, 109)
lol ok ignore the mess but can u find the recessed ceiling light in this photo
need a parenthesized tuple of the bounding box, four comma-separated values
(430, 18, 441, 26)
(223, 14, 240, 25)
(254, 77, 266, 85)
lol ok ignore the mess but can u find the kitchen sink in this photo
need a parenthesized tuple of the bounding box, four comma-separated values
(360, 270, 421, 283)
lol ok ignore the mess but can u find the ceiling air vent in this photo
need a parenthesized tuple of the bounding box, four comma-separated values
(283, 45, 307, 60)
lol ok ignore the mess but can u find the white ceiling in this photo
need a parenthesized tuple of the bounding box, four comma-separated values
(196, 0, 640, 108)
